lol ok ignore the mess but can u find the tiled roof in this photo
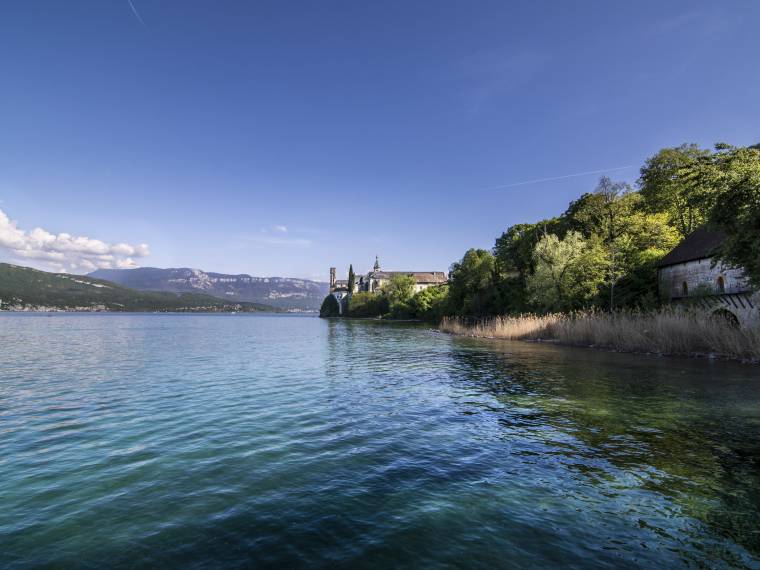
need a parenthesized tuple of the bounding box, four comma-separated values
(656, 227, 725, 268)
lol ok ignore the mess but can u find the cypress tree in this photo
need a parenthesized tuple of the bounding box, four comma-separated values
(347, 265, 356, 292)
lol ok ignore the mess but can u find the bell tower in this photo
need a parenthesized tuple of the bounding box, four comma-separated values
(373, 255, 380, 272)
(329, 267, 336, 292)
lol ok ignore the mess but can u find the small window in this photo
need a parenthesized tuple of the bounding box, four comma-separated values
(717, 276, 725, 293)
(682, 281, 688, 296)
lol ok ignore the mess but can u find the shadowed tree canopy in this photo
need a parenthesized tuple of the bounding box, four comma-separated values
(319, 294, 340, 318)
(447, 248, 501, 316)
(706, 145, 760, 287)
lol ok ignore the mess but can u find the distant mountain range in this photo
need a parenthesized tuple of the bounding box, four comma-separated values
(89, 267, 328, 310)
(0, 263, 278, 313)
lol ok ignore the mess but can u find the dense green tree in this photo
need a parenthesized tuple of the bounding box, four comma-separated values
(707, 145, 760, 287)
(567, 177, 640, 309)
(380, 274, 416, 317)
(410, 285, 448, 321)
(609, 211, 680, 308)
(526, 231, 607, 312)
(446, 248, 500, 315)
(382, 274, 415, 306)
(346, 291, 388, 318)
(319, 294, 340, 318)
(491, 276, 531, 314)
(493, 218, 565, 276)
(563, 177, 681, 310)
(564, 194, 605, 238)
(347, 265, 355, 292)
(494, 222, 538, 276)
(491, 224, 539, 314)
(388, 301, 415, 320)
(638, 143, 713, 237)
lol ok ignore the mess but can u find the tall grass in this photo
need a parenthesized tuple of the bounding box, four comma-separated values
(439, 310, 760, 362)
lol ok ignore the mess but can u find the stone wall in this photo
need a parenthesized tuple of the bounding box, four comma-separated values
(330, 290, 349, 315)
(658, 258, 760, 327)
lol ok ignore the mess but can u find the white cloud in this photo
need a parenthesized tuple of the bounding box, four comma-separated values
(0, 207, 150, 273)
(261, 225, 289, 234)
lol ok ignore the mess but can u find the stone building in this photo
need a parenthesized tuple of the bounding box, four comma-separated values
(327, 267, 351, 314)
(328, 257, 447, 313)
(656, 228, 759, 327)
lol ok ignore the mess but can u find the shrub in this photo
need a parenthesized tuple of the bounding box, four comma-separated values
(346, 292, 388, 318)
(410, 285, 448, 321)
(319, 295, 340, 318)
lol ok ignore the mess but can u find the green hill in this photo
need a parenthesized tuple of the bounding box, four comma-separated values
(0, 263, 279, 312)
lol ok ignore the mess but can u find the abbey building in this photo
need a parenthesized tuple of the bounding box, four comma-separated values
(328, 256, 447, 309)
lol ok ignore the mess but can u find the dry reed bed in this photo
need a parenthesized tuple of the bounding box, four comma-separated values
(439, 311, 760, 362)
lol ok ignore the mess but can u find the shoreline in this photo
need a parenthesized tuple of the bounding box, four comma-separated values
(0, 309, 296, 315)
(438, 313, 760, 365)
(438, 328, 760, 364)
(323, 316, 423, 323)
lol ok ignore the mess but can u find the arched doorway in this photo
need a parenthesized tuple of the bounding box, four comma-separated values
(712, 308, 739, 327)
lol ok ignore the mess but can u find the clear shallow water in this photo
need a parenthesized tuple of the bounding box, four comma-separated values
(1, 314, 759, 569)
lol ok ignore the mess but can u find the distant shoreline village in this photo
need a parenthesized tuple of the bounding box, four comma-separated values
(329, 256, 447, 315)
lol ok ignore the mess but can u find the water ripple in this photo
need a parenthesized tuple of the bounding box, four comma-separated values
(1, 314, 759, 569)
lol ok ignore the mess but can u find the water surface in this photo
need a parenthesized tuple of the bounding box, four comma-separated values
(1, 314, 759, 568)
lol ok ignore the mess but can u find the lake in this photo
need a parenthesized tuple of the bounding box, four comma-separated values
(1, 313, 759, 568)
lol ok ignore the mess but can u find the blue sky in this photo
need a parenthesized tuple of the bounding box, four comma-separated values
(1, 1, 758, 281)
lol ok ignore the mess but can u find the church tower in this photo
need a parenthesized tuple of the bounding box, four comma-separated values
(373, 255, 380, 272)
(329, 267, 336, 292)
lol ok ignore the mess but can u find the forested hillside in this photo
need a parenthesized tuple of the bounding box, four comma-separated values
(0, 264, 278, 312)
(90, 267, 327, 310)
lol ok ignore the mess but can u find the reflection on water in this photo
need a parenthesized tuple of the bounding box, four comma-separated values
(448, 338, 760, 567)
(1, 314, 759, 568)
